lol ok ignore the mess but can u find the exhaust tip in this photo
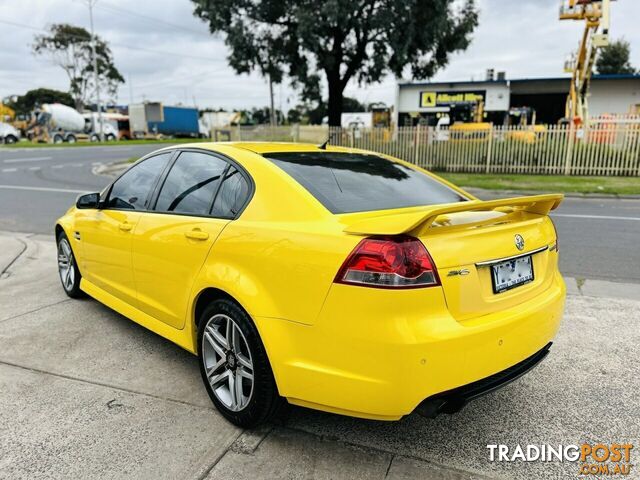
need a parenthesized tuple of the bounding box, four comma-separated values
(416, 396, 467, 418)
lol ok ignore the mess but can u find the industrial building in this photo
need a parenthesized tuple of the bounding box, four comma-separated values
(395, 74, 640, 126)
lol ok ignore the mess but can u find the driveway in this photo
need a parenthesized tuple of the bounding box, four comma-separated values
(0, 232, 638, 479)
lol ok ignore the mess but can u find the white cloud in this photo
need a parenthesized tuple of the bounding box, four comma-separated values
(0, 0, 638, 110)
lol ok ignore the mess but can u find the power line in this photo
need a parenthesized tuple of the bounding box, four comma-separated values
(94, 1, 210, 37)
(134, 69, 220, 89)
(0, 18, 223, 63)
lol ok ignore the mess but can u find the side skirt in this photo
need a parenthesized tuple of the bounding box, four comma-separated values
(80, 278, 197, 355)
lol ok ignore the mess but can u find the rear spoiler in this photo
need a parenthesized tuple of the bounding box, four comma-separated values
(343, 194, 563, 236)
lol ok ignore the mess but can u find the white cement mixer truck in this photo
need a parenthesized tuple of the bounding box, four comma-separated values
(28, 104, 117, 143)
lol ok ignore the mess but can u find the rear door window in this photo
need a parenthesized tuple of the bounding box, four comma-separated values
(154, 151, 228, 216)
(265, 152, 467, 214)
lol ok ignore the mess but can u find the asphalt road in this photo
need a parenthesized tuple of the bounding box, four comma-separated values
(1, 144, 639, 283)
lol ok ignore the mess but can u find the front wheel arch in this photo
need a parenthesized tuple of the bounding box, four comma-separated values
(55, 223, 65, 240)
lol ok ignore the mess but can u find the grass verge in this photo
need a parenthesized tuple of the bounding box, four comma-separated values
(437, 172, 640, 196)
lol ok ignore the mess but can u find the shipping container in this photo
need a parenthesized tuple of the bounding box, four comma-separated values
(129, 103, 199, 138)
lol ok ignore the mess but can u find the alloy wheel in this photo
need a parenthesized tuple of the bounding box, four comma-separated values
(57, 238, 75, 291)
(202, 314, 254, 412)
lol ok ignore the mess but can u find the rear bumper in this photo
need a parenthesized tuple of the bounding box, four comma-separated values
(256, 272, 566, 420)
(416, 342, 551, 418)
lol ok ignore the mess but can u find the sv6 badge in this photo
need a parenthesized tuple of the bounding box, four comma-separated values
(447, 269, 470, 277)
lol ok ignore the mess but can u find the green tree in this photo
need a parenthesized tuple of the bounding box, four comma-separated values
(287, 107, 302, 124)
(191, 0, 478, 126)
(596, 39, 637, 75)
(32, 24, 125, 110)
(342, 97, 366, 113)
(250, 106, 285, 124)
(6, 88, 74, 116)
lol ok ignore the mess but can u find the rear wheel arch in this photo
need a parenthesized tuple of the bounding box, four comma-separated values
(194, 287, 238, 331)
(192, 286, 280, 383)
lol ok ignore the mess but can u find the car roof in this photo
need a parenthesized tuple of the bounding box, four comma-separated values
(228, 142, 328, 154)
(172, 141, 336, 155)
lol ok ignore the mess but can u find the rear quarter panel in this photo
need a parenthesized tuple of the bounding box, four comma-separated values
(193, 221, 358, 325)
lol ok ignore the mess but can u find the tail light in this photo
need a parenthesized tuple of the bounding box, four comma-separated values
(335, 236, 440, 289)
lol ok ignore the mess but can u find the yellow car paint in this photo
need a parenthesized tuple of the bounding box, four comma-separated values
(56, 142, 565, 420)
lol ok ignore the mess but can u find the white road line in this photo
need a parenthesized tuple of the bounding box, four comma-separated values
(2, 168, 17, 173)
(52, 165, 64, 169)
(28, 166, 41, 171)
(3, 156, 53, 163)
(553, 213, 640, 222)
(0, 185, 86, 194)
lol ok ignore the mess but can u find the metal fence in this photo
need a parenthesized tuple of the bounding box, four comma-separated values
(214, 118, 640, 176)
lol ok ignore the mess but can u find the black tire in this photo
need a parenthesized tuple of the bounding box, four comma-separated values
(66, 134, 77, 143)
(53, 134, 64, 144)
(106, 134, 116, 142)
(90, 134, 99, 142)
(198, 298, 281, 428)
(4, 134, 18, 144)
(56, 231, 85, 299)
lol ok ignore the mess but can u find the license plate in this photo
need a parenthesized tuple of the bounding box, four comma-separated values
(491, 255, 534, 294)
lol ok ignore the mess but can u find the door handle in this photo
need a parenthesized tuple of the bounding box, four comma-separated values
(118, 222, 133, 232)
(184, 229, 209, 241)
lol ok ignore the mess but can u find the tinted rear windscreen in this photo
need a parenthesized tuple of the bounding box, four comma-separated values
(265, 152, 467, 214)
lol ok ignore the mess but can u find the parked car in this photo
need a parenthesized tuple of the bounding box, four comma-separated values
(0, 121, 20, 144)
(55, 143, 565, 427)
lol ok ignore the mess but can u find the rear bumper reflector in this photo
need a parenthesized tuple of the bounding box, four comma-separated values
(416, 342, 552, 418)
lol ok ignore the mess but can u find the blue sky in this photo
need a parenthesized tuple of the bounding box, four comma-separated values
(0, 0, 638, 110)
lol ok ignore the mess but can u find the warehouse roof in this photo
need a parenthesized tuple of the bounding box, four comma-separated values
(398, 73, 640, 88)
(510, 73, 640, 83)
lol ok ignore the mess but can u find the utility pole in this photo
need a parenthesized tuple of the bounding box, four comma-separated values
(87, 0, 104, 141)
(268, 73, 276, 127)
(128, 73, 134, 105)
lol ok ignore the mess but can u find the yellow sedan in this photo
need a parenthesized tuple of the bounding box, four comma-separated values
(56, 142, 565, 427)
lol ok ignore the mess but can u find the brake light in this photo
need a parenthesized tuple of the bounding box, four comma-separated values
(335, 236, 440, 288)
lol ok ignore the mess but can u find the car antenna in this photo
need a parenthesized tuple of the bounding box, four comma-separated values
(318, 132, 337, 150)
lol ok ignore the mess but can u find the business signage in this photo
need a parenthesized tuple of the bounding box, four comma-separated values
(420, 90, 485, 108)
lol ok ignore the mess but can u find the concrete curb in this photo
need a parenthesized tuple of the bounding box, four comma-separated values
(465, 187, 640, 200)
(565, 276, 640, 302)
(93, 161, 130, 178)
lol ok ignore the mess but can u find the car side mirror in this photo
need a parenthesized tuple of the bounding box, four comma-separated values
(76, 192, 100, 209)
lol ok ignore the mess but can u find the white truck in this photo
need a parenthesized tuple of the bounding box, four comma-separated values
(30, 104, 116, 143)
(82, 112, 120, 141)
(0, 122, 20, 144)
